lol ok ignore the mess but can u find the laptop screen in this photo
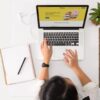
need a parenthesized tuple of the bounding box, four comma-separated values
(37, 5, 89, 28)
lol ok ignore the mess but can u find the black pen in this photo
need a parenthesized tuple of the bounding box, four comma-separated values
(17, 57, 26, 75)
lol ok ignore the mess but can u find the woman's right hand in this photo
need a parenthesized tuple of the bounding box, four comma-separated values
(41, 39, 52, 64)
(63, 49, 79, 69)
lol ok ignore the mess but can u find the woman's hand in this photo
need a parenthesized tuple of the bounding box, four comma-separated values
(63, 49, 79, 69)
(63, 49, 92, 86)
(41, 39, 52, 64)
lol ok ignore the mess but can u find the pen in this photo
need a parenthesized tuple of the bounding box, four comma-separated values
(17, 57, 26, 75)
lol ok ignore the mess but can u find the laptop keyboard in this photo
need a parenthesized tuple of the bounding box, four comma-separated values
(44, 32, 79, 46)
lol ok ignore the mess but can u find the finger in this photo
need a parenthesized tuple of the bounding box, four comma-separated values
(41, 41, 44, 49)
(64, 56, 69, 62)
(68, 49, 75, 56)
(66, 54, 73, 60)
(64, 49, 69, 55)
(64, 57, 69, 64)
(66, 50, 73, 58)
(63, 53, 66, 56)
(44, 38, 48, 47)
(63, 52, 69, 57)
(64, 52, 73, 60)
(75, 50, 78, 58)
(63, 52, 67, 58)
(50, 45, 53, 51)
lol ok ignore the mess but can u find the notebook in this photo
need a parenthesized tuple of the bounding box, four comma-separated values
(0, 44, 36, 85)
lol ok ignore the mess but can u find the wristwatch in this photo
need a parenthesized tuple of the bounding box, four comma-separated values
(42, 63, 49, 68)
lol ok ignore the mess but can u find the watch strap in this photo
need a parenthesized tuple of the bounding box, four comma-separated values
(42, 63, 49, 68)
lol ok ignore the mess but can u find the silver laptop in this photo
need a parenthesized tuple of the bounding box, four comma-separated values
(36, 5, 89, 60)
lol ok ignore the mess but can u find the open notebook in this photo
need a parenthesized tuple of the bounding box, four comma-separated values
(0, 44, 36, 85)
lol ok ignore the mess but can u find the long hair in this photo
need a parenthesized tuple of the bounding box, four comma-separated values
(39, 76, 78, 100)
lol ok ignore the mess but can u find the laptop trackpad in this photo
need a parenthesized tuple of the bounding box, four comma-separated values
(52, 46, 66, 60)
(52, 46, 84, 60)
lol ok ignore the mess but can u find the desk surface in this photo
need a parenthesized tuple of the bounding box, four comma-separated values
(0, 0, 100, 100)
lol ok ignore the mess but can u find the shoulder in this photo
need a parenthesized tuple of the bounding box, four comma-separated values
(79, 82, 99, 100)
(33, 79, 45, 100)
(33, 79, 45, 91)
(36, 79, 45, 86)
(83, 82, 98, 92)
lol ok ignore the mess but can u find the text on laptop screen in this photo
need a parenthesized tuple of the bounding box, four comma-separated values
(37, 6, 88, 28)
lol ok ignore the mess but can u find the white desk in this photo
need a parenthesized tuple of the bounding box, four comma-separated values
(0, 0, 100, 100)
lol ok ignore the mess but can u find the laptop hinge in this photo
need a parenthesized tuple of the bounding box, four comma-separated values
(43, 27, 79, 30)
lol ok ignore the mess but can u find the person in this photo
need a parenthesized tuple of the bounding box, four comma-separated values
(33, 39, 99, 100)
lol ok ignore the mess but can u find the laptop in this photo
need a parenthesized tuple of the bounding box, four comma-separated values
(36, 5, 89, 60)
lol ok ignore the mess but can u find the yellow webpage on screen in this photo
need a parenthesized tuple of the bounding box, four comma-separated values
(38, 7, 87, 27)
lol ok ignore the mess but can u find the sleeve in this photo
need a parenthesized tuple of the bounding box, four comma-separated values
(82, 82, 99, 100)
(33, 79, 45, 100)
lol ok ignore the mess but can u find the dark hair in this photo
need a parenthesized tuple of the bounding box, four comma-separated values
(39, 76, 78, 100)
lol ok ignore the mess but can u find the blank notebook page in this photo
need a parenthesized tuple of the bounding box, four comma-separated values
(1, 45, 35, 85)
